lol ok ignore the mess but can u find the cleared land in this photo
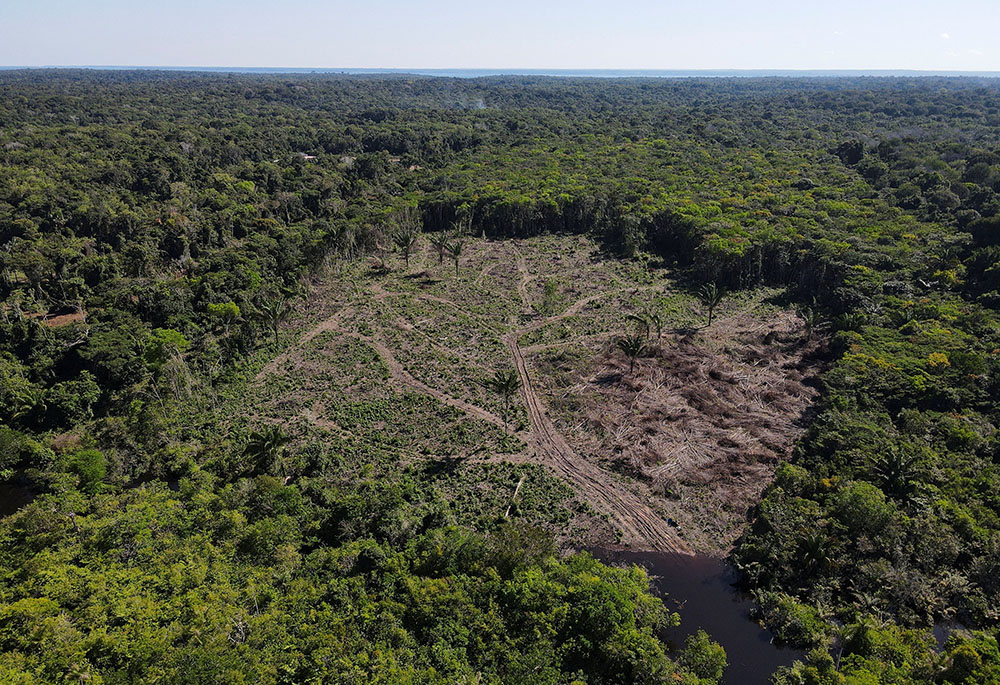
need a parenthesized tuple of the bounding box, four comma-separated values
(247, 235, 823, 554)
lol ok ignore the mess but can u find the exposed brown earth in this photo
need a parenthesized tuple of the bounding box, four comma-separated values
(533, 310, 824, 552)
(252, 235, 823, 555)
(506, 330, 691, 553)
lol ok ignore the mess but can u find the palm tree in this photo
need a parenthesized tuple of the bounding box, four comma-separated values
(445, 239, 464, 276)
(797, 305, 819, 341)
(244, 425, 290, 475)
(256, 296, 290, 343)
(698, 283, 725, 326)
(11, 388, 44, 422)
(646, 310, 664, 339)
(428, 232, 449, 265)
(834, 312, 866, 333)
(451, 215, 471, 236)
(616, 334, 647, 374)
(798, 532, 831, 576)
(626, 313, 651, 339)
(487, 369, 521, 432)
(392, 225, 420, 268)
(873, 449, 919, 503)
(628, 310, 664, 339)
(888, 307, 916, 329)
(839, 614, 882, 659)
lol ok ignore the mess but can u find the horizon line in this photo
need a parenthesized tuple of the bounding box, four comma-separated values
(3, 65, 1000, 76)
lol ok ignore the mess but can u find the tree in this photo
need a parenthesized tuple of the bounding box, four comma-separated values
(616, 334, 646, 374)
(392, 225, 420, 268)
(797, 305, 819, 341)
(486, 369, 521, 432)
(428, 232, 449, 265)
(66, 448, 107, 493)
(798, 532, 831, 577)
(244, 425, 290, 475)
(873, 448, 919, 503)
(207, 301, 241, 337)
(144, 328, 191, 370)
(698, 283, 725, 326)
(839, 614, 884, 657)
(833, 312, 865, 333)
(681, 630, 727, 683)
(445, 239, 464, 276)
(256, 297, 290, 343)
(451, 215, 471, 236)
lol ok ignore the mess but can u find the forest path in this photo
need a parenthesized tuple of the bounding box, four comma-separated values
(339, 328, 509, 430)
(254, 305, 356, 382)
(259, 302, 510, 431)
(504, 331, 690, 554)
(261, 240, 691, 553)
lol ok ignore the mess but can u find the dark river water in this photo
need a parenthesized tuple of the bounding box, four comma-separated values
(593, 549, 806, 685)
(0, 475, 811, 682)
(0, 473, 37, 518)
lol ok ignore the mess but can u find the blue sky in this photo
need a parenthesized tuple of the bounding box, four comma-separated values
(2, 0, 998, 70)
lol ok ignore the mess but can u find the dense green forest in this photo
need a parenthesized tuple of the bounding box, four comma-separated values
(1, 70, 1000, 683)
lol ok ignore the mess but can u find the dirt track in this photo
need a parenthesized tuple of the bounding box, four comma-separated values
(257, 265, 691, 552)
(506, 331, 690, 553)
(254, 237, 815, 554)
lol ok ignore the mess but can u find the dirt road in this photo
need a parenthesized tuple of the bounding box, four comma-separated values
(506, 331, 690, 553)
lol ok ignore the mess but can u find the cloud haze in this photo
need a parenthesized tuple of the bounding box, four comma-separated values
(2, 0, 998, 70)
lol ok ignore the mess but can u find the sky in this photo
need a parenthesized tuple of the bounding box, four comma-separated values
(2, 0, 999, 71)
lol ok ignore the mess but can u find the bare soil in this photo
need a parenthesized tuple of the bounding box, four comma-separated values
(534, 309, 824, 553)
(252, 235, 824, 555)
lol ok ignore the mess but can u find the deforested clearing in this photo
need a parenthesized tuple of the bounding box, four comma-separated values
(535, 300, 825, 552)
(243, 234, 825, 554)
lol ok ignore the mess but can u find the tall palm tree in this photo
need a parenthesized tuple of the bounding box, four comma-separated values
(616, 334, 647, 374)
(487, 369, 521, 432)
(445, 239, 464, 276)
(428, 232, 449, 264)
(256, 296, 290, 343)
(698, 283, 725, 327)
(392, 225, 420, 268)
(244, 425, 290, 475)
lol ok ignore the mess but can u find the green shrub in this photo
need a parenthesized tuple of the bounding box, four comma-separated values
(66, 448, 107, 493)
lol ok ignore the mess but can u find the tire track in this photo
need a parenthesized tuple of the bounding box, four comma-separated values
(338, 328, 509, 431)
(505, 331, 691, 554)
(255, 306, 355, 382)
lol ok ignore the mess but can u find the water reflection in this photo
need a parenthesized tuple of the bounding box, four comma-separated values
(0, 472, 36, 517)
(592, 549, 805, 685)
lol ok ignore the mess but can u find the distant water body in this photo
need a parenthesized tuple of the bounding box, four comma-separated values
(4, 66, 1000, 78)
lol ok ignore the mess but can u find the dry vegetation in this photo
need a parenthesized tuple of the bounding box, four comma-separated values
(247, 234, 825, 554)
(534, 305, 825, 552)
